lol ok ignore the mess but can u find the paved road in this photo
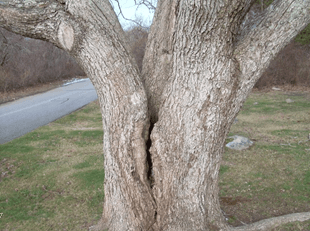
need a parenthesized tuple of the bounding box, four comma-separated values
(0, 78, 98, 144)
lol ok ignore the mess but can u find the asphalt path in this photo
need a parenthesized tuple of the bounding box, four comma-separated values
(0, 78, 98, 144)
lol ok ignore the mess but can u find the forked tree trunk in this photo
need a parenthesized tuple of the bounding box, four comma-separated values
(142, 1, 246, 229)
(0, 0, 310, 230)
(142, 1, 310, 230)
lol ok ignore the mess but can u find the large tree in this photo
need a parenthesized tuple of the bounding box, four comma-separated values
(0, 0, 310, 230)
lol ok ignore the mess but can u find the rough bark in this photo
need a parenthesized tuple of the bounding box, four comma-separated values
(0, 0, 310, 230)
(143, 0, 310, 230)
(1, 1, 156, 230)
(141, 0, 178, 123)
(59, 2, 157, 230)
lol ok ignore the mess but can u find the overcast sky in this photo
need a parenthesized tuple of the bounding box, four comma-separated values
(111, 0, 156, 29)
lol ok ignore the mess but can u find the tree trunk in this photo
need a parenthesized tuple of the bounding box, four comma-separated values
(143, 1, 249, 229)
(142, 0, 310, 230)
(1, 0, 156, 230)
(0, 0, 310, 230)
(61, 2, 157, 230)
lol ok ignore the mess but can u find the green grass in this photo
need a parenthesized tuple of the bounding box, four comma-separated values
(1, 90, 310, 230)
(0, 100, 104, 230)
(295, 23, 310, 45)
(220, 90, 310, 229)
(73, 156, 102, 170)
(219, 165, 230, 175)
(0, 186, 54, 222)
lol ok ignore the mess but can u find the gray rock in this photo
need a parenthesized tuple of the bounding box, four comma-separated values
(272, 87, 281, 91)
(286, 98, 294, 103)
(226, 135, 254, 151)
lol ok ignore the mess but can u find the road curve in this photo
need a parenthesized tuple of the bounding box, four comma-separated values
(0, 78, 98, 144)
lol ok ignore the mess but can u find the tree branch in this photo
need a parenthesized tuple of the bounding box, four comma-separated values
(0, 0, 72, 48)
(135, 0, 157, 11)
(235, 0, 310, 91)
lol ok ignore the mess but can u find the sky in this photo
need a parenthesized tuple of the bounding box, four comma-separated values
(110, 0, 156, 29)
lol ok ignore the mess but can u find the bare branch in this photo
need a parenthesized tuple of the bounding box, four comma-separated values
(110, 0, 156, 28)
(0, 0, 75, 49)
(235, 0, 310, 91)
(135, 0, 157, 11)
(113, 0, 144, 27)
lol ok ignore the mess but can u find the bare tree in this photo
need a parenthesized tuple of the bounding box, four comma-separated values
(0, 0, 309, 230)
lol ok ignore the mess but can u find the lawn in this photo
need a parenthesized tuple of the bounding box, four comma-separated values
(0, 90, 309, 230)
(0, 101, 104, 230)
(220, 90, 310, 230)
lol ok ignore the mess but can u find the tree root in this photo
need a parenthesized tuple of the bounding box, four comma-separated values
(232, 212, 310, 231)
(89, 218, 108, 231)
(89, 212, 310, 230)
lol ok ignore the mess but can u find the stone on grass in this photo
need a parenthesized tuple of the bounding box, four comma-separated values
(226, 135, 254, 151)
(272, 87, 281, 91)
(286, 98, 294, 103)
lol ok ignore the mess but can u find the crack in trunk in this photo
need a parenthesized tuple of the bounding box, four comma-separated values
(146, 121, 155, 188)
(145, 121, 158, 230)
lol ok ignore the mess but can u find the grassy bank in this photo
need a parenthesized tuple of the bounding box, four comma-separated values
(0, 90, 309, 230)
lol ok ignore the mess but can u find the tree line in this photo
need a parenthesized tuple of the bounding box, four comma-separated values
(0, 28, 85, 92)
(0, 21, 309, 93)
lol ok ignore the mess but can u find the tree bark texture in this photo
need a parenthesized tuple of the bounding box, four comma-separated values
(0, 0, 310, 230)
(143, 0, 310, 230)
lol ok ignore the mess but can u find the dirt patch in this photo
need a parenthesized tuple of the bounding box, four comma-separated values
(72, 127, 98, 131)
